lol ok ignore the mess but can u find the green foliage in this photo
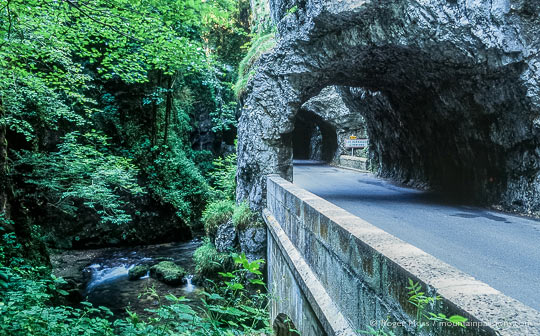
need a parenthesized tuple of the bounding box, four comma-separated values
(0, 232, 270, 335)
(248, 0, 273, 34)
(203, 64, 241, 134)
(407, 279, 468, 329)
(0, 214, 49, 265)
(0, 228, 115, 335)
(202, 200, 235, 238)
(203, 253, 270, 334)
(193, 238, 233, 278)
(145, 145, 209, 223)
(232, 201, 263, 231)
(191, 150, 215, 178)
(0, 0, 248, 246)
(15, 131, 143, 225)
(233, 69, 256, 99)
(0, 0, 263, 331)
(234, 32, 276, 98)
(0, 216, 18, 269)
(209, 152, 237, 201)
(115, 253, 269, 335)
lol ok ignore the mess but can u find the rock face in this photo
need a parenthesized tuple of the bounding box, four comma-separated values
(301, 86, 368, 162)
(238, 227, 267, 262)
(215, 219, 238, 252)
(237, 0, 540, 216)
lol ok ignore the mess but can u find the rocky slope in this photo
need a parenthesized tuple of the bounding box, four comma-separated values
(237, 0, 540, 215)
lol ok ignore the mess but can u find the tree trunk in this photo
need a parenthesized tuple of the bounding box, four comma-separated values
(151, 73, 162, 147)
(163, 75, 173, 144)
(0, 100, 10, 220)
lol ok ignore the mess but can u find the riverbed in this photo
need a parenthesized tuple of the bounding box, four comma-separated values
(51, 239, 203, 317)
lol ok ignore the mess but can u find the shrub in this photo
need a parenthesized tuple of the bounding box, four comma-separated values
(193, 238, 232, 279)
(208, 152, 237, 201)
(0, 230, 115, 336)
(14, 131, 144, 225)
(202, 199, 235, 238)
(190, 149, 215, 178)
(145, 146, 209, 224)
(202, 253, 270, 333)
(232, 201, 263, 231)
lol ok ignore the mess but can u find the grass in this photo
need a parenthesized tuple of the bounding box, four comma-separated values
(234, 32, 276, 98)
(202, 199, 235, 238)
(232, 201, 263, 230)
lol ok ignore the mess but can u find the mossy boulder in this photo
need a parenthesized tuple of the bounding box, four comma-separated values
(150, 261, 186, 285)
(128, 265, 149, 281)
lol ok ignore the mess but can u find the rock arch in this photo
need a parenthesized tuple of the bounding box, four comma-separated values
(237, 0, 540, 214)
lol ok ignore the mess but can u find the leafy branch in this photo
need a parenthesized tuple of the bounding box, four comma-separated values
(407, 279, 468, 330)
(62, 0, 144, 42)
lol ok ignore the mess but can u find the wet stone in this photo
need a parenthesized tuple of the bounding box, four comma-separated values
(150, 261, 186, 286)
(128, 265, 149, 281)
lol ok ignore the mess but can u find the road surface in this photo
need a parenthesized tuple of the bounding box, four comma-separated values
(293, 160, 540, 311)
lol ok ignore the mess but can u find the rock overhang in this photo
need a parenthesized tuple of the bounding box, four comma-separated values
(238, 0, 540, 214)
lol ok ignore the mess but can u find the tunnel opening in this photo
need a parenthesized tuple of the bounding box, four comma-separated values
(291, 109, 338, 162)
(335, 73, 519, 205)
(237, 7, 540, 215)
(287, 52, 527, 206)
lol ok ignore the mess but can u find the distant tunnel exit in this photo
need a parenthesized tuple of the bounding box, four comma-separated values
(292, 110, 337, 162)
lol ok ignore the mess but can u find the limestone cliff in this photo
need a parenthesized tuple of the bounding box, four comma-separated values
(237, 0, 540, 215)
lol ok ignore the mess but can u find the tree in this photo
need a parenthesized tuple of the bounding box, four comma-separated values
(0, 0, 248, 247)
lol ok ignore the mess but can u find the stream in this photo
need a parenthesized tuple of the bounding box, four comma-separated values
(51, 239, 203, 317)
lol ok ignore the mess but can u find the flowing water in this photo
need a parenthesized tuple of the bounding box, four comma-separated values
(52, 239, 203, 317)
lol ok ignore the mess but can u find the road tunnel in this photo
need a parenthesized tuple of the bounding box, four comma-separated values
(291, 109, 338, 162)
(236, 0, 540, 214)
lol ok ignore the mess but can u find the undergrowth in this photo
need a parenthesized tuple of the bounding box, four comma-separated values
(202, 199, 235, 238)
(193, 238, 233, 278)
(232, 201, 263, 231)
(0, 230, 270, 336)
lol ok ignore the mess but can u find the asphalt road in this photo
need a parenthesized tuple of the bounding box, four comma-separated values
(293, 160, 540, 311)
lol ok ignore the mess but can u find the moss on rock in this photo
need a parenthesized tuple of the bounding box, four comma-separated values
(150, 261, 186, 285)
(128, 265, 149, 281)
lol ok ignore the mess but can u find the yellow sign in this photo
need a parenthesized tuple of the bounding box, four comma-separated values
(349, 136, 357, 140)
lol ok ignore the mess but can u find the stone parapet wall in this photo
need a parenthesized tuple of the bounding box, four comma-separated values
(266, 209, 353, 336)
(339, 155, 368, 171)
(265, 175, 540, 335)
